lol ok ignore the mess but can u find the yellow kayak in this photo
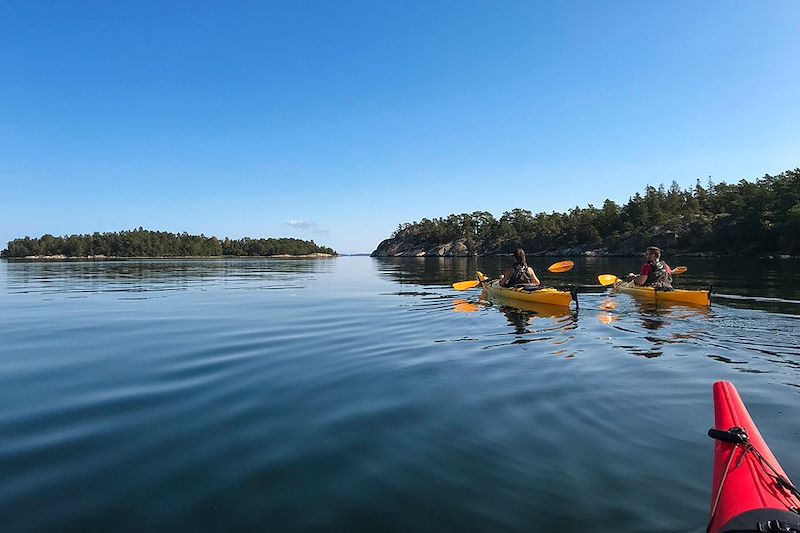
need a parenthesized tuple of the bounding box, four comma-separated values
(482, 279, 574, 307)
(613, 280, 710, 306)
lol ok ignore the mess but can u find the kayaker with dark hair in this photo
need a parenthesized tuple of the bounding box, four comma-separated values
(628, 246, 673, 289)
(500, 248, 541, 288)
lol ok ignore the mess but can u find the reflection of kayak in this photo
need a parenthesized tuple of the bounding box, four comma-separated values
(481, 291, 573, 317)
(482, 279, 574, 307)
(613, 280, 710, 306)
(708, 381, 800, 533)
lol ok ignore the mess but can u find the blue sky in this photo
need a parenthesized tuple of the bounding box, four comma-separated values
(1, 1, 798, 254)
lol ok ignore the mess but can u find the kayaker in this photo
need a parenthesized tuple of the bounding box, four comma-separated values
(500, 248, 541, 288)
(627, 246, 673, 289)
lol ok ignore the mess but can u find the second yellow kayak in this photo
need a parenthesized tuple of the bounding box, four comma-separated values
(613, 280, 710, 306)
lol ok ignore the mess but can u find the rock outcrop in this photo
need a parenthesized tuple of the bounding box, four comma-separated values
(372, 238, 474, 257)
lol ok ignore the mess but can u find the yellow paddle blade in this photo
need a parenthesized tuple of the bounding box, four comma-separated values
(477, 271, 489, 282)
(548, 260, 574, 273)
(672, 266, 687, 275)
(598, 274, 620, 286)
(452, 279, 481, 291)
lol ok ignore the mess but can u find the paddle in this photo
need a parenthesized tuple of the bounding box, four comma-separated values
(452, 279, 483, 291)
(452, 260, 575, 291)
(548, 260, 575, 273)
(597, 274, 621, 286)
(598, 266, 688, 287)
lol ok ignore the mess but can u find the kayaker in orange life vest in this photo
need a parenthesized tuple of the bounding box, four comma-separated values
(627, 246, 673, 289)
(500, 248, 541, 288)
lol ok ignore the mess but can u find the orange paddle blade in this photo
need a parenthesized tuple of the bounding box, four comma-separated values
(452, 279, 481, 291)
(672, 266, 687, 275)
(548, 260, 574, 273)
(598, 274, 620, 286)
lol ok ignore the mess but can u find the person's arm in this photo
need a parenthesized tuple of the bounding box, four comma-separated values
(500, 267, 513, 287)
(633, 264, 651, 286)
(528, 267, 541, 286)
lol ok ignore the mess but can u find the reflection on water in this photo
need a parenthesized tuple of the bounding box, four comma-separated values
(598, 313, 619, 325)
(376, 256, 800, 309)
(4, 258, 331, 296)
(599, 300, 618, 311)
(453, 299, 481, 313)
(1, 257, 799, 533)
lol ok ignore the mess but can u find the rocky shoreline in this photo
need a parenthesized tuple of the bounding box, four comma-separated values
(370, 237, 796, 259)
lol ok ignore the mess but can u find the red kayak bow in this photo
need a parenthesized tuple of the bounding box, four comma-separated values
(708, 381, 800, 532)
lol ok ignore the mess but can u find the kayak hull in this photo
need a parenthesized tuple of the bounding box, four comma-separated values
(614, 280, 710, 306)
(709, 381, 800, 533)
(484, 280, 573, 307)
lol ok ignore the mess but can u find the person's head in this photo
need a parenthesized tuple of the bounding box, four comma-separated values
(644, 246, 661, 261)
(514, 247, 527, 266)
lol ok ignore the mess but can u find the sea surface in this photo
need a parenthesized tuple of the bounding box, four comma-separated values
(1, 257, 798, 532)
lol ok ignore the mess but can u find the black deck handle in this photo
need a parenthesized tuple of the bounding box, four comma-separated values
(708, 427, 748, 444)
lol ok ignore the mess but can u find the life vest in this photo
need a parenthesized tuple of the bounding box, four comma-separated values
(646, 260, 673, 288)
(506, 263, 533, 286)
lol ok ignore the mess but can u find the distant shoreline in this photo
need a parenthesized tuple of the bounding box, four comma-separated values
(370, 252, 798, 259)
(4, 253, 337, 261)
(1, 229, 337, 259)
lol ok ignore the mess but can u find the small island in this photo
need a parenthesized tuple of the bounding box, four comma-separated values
(372, 168, 800, 258)
(1, 229, 337, 259)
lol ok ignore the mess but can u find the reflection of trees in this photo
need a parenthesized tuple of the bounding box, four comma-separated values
(373, 257, 494, 287)
(372, 257, 587, 288)
(5, 259, 331, 294)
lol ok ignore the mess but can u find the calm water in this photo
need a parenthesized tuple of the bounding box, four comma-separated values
(1, 257, 799, 532)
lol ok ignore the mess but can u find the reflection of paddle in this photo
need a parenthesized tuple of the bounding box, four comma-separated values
(453, 299, 481, 313)
(598, 313, 619, 325)
(598, 266, 688, 287)
(452, 261, 574, 291)
(600, 300, 618, 311)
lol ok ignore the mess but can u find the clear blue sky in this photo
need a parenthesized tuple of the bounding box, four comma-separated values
(1, 1, 798, 254)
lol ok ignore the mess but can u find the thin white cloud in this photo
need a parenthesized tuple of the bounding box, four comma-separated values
(285, 219, 314, 229)
(286, 220, 332, 236)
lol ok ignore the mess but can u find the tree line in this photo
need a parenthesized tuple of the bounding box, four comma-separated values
(383, 168, 800, 255)
(1, 228, 337, 258)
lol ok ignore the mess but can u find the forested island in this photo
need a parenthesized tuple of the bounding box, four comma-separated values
(1, 229, 337, 259)
(373, 168, 800, 257)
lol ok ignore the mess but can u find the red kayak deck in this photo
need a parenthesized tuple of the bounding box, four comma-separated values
(709, 381, 800, 533)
